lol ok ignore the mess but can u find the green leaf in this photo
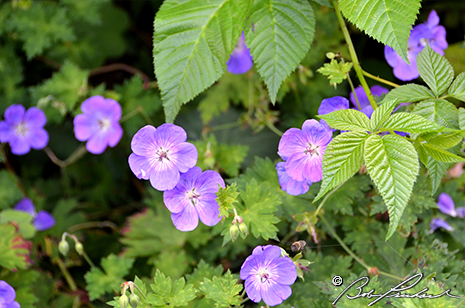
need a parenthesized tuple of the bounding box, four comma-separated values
(146, 269, 196, 307)
(0, 210, 35, 239)
(426, 157, 449, 196)
(384, 84, 435, 103)
(449, 72, 465, 101)
(459, 107, 465, 130)
(186, 259, 223, 290)
(379, 112, 451, 134)
(198, 270, 243, 307)
(315, 131, 369, 202)
(0, 224, 30, 270)
(422, 143, 465, 163)
(84, 254, 135, 300)
(245, 0, 315, 102)
(339, 0, 421, 62)
(369, 99, 398, 132)
(364, 134, 419, 240)
(216, 183, 240, 218)
(153, 0, 249, 123)
(318, 109, 370, 132)
(421, 131, 465, 149)
(417, 44, 455, 96)
(0, 170, 23, 210)
(317, 59, 352, 86)
(413, 99, 459, 129)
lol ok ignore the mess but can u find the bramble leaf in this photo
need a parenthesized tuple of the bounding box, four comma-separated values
(339, 0, 421, 62)
(317, 59, 353, 86)
(370, 100, 398, 132)
(413, 99, 459, 129)
(384, 84, 435, 103)
(318, 109, 370, 132)
(422, 144, 465, 163)
(449, 72, 465, 102)
(364, 134, 419, 240)
(146, 269, 196, 307)
(420, 131, 465, 149)
(245, 0, 315, 102)
(426, 157, 449, 196)
(459, 107, 465, 130)
(417, 44, 454, 96)
(379, 112, 452, 134)
(198, 270, 243, 307)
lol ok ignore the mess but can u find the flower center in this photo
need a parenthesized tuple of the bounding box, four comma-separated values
(98, 118, 111, 131)
(419, 38, 428, 47)
(186, 188, 200, 205)
(304, 143, 319, 156)
(155, 147, 170, 162)
(257, 267, 270, 283)
(15, 121, 29, 136)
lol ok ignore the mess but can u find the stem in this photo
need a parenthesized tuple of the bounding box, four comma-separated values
(347, 74, 361, 110)
(315, 183, 343, 217)
(266, 122, 283, 137)
(120, 108, 140, 123)
(55, 257, 78, 291)
(362, 70, 400, 88)
(44, 145, 87, 168)
(89, 63, 151, 90)
(133, 284, 147, 300)
(319, 215, 403, 281)
(210, 121, 240, 132)
(68, 221, 117, 232)
(332, 0, 377, 110)
(81, 250, 96, 268)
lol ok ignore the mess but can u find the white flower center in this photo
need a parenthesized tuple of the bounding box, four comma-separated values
(155, 146, 170, 162)
(186, 188, 200, 205)
(15, 121, 29, 136)
(257, 267, 270, 283)
(98, 118, 111, 131)
(304, 143, 319, 156)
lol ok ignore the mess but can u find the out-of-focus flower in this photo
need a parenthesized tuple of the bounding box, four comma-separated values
(276, 162, 310, 196)
(448, 162, 464, 178)
(317, 96, 349, 131)
(163, 166, 224, 231)
(437, 193, 457, 217)
(430, 217, 454, 233)
(240, 245, 297, 306)
(74, 96, 123, 155)
(385, 10, 447, 81)
(278, 119, 332, 182)
(128, 124, 197, 191)
(0, 104, 48, 155)
(0, 281, 20, 308)
(456, 207, 465, 218)
(14, 197, 55, 231)
(227, 32, 253, 74)
(350, 85, 388, 110)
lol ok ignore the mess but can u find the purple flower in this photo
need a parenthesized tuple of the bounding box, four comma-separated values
(129, 124, 198, 191)
(385, 10, 447, 81)
(456, 207, 465, 218)
(240, 245, 297, 306)
(0, 105, 48, 156)
(350, 85, 388, 110)
(278, 120, 332, 182)
(14, 198, 55, 231)
(0, 281, 20, 308)
(163, 166, 224, 231)
(73, 96, 123, 155)
(276, 162, 311, 196)
(437, 193, 457, 217)
(430, 217, 454, 233)
(227, 32, 253, 74)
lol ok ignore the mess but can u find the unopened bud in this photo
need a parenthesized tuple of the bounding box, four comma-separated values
(75, 242, 84, 256)
(58, 240, 69, 256)
(233, 215, 243, 225)
(129, 293, 139, 308)
(119, 294, 129, 308)
(238, 222, 248, 237)
(326, 52, 336, 59)
(230, 224, 240, 242)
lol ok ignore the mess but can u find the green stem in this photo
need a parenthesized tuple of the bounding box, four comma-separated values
(315, 183, 343, 217)
(347, 74, 361, 110)
(132, 284, 148, 300)
(120, 108, 140, 122)
(44, 145, 87, 168)
(210, 121, 240, 132)
(55, 257, 78, 291)
(266, 122, 284, 137)
(362, 70, 400, 88)
(332, 0, 377, 110)
(319, 215, 403, 281)
(68, 221, 117, 232)
(81, 250, 96, 268)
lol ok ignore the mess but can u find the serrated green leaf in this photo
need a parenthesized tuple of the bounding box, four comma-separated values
(426, 157, 449, 196)
(215, 183, 240, 218)
(449, 72, 465, 102)
(315, 131, 369, 201)
(318, 109, 370, 132)
(146, 269, 196, 307)
(413, 99, 459, 129)
(153, 0, 249, 123)
(422, 143, 465, 163)
(459, 107, 465, 130)
(384, 84, 435, 103)
(0, 224, 30, 270)
(421, 131, 465, 149)
(417, 44, 454, 96)
(379, 112, 451, 134)
(317, 58, 352, 85)
(370, 99, 398, 132)
(364, 134, 419, 240)
(245, 0, 315, 102)
(339, 0, 421, 62)
(0, 210, 35, 239)
(186, 259, 223, 290)
(0, 170, 23, 210)
(199, 270, 242, 307)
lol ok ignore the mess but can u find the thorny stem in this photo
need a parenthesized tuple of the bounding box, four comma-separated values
(332, 0, 378, 110)
(362, 70, 400, 88)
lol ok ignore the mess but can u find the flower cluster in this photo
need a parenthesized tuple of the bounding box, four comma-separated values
(227, 32, 253, 74)
(14, 198, 55, 231)
(430, 192, 465, 233)
(0, 105, 49, 155)
(385, 10, 448, 81)
(277, 119, 332, 195)
(0, 280, 20, 308)
(240, 245, 297, 306)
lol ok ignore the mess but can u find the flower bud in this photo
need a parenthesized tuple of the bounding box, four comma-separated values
(129, 293, 139, 308)
(230, 224, 240, 242)
(238, 222, 248, 237)
(326, 52, 336, 59)
(119, 294, 129, 308)
(75, 242, 84, 256)
(58, 240, 69, 256)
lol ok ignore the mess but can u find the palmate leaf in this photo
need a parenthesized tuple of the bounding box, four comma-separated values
(413, 99, 459, 129)
(384, 84, 435, 103)
(245, 0, 315, 103)
(153, 0, 249, 123)
(364, 134, 419, 240)
(317, 59, 353, 85)
(314, 131, 369, 202)
(146, 269, 196, 307)
(379, 112, 451, 134)
(417, 44, 454, 96)
(318, 109, 370, 132)
(198, 270, 243, 308)
(449, 72, 465, 102)
(339, 0, 421, 62)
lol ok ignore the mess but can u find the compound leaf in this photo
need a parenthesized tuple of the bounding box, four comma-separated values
(449, 72, 465, 102)
(198, 270, 243, 307)
(384, 84, 435, 103)
(318, 109, 370, 132)
(146, 269, 196, 307)
(413, 99, 459, 129)
(417, 44, 454, 96)
(379, 112, 451, 134)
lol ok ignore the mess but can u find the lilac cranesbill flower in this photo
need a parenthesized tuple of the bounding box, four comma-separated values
(129, 124, 198, 191)
(73, 96, 123, 155)
(456, 207, 465, 218)
(227, 32, 253, 74)
(0, 104, 48, 155)
(278, 119, 332, 182)
(385, 10, 447, 81)
(437, 193, 457, 217)
(163, 166, 224, 231)
(350, 85, 388, 110)
(430, 218, 454, 233)
(276, 162, 310, 196)
(14, 197, 55, 231)
(240, 245, 297, 306)
(0, 280, 20, 308)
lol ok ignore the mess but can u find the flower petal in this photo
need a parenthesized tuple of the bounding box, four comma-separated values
(14, 198, 36, 216)
(196, 198, 221, 227)
(27, 127, 49, 150)
(128, 153, 154, 180)
(244, 277, 262, 303)
(276, 162, 310, 196)
(33, 211, 56, 231)
(171, 203, 199, 231)
(9, 134, 31, 155)
(195, 170, 225, 194)
(164, 188, 190, 214)
(318, 96, 349, 115)
(240, 254, 259, 280)
(285, 152, 308, 181)
(261, 283, 292, 306)
(106, 123, 123, 147)
(271, 257, 298, 285)
(437, 193, 456, 217)
(24, 107, 46, 127)
(261, 246, 282, 266)
(153, 123, 187, 148)
(430, 217, 454, 232)
(227, 32, 253, 74)
(86, 129, 109, 154)
(170, 142, 198, 173)
(131, 125, 158, 156)
(278, 128, 306, 160)
(149, 159, 180, 191)
(0, 121, 14, 142)
(4, 105, 25, 126)
(0, 281, 16, 304)
(74, 114, 99, 141)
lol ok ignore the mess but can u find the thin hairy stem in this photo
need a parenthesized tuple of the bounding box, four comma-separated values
(362, 70, 400, 88)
